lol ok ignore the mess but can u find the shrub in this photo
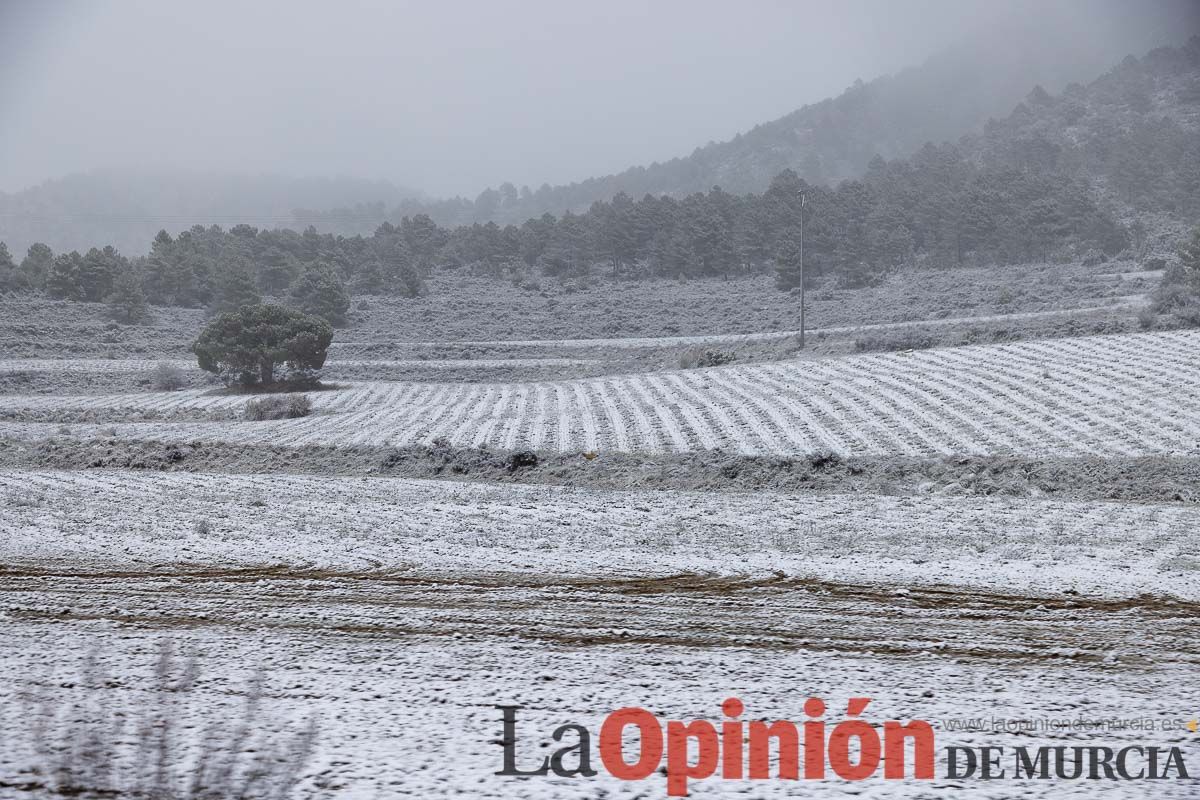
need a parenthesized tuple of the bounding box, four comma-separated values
(13, 641, 317, 799)
(834, 261, 885, 290)
(396, 263, 426, 298)
(151, 361, 186, 391)
(1148, 228, 1200, 327)
(854, 330, 940, 353)
(244, 394, 312, 421)
(679, 347, 737, 369)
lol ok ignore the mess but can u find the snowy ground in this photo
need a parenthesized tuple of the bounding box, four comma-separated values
(2, 297, 1197, 797)
(3, 470, 1199, 600)
(2, 470, 1198, 797)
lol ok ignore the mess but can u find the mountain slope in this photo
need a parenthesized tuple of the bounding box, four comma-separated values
(961, 37, 1200, 224)
(360, 18, 1197, 229)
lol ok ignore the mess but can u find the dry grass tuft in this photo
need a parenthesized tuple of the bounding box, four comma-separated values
(6, 640, 318, 799)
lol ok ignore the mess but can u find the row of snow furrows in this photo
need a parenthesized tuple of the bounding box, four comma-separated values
(358, 330, 1199, 456)
(332, 357, 599, 367)
(0, 358, 191, 373)
(493, 369, 891, 455)
(2, 469, 637, 542)
(7, 470, 1199, 552)
(1029, 333, 1200, 411)
(0, 357, 595, 375)
(925, 337, 1199, 454)
(0, 381, 373, 415)
(247, 382, 429, 446)
(945, 348, 1179, 455)
(450, 330, 1200, 457)
(309, 375, 709, 454)
(1, 470, 463, 538)
(833, 332, 1200, 455)
(0, 387, 247, 413)
(8, 329, 1195, 455)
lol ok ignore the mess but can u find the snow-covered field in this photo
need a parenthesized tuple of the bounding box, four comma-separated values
(3, 470, 1198, 599)
(2, 470, 1198, 798)
(2, 329, 1199, 456)
(2, 317, 1198, 798)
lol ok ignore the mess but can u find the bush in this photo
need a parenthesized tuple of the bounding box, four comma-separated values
(13, 641, 317, 799)
(396, 263, 426, 298)
(151, 361, 186, 391)
(835, 261, 886, 290)
(1148, 235, 1200, 327)
(244, 394, 312, 421)
(679, 347, 737, 369)
(854, 329, 940, 353)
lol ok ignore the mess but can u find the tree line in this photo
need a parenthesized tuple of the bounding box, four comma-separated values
(0, 139, 1128, 321)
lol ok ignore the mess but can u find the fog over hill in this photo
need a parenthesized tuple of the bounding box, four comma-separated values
(0, 169, 420, 257)
(308, 4, 1200, 230)
(1, 0, 1197, 255)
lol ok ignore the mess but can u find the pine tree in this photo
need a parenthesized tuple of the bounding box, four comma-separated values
(774, 230, 810, 290)
(0, 242, 22, 292)
(19, 243, 54, 290)
(289, 265, 350, 327)
(47, 252, 85, 300)
(106, 270, 152, 324)
(353, 259, 385, 294)
(209, 262, 261, 316)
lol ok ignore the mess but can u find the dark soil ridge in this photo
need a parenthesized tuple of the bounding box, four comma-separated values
(5, 568, 1195, 661)
(2, 565, 1194, 616)
(1, 436, 1197, 504)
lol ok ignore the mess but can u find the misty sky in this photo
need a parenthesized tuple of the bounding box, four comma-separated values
(0, 0, 1194, 198)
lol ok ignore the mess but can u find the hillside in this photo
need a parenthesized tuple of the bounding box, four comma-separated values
(963, 37, 1200, 225)
(0, 168, 420, 257)
(301, 22, 1199, 230)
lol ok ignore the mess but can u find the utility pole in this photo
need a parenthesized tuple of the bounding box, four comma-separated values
(798, 190, 806, 349)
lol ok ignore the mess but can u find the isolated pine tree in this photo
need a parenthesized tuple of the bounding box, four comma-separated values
(193, 304, 332, 387)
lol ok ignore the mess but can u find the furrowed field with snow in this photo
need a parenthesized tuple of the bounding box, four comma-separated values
(2, 330, 1199, 457)
(1, 284, 1197, 799)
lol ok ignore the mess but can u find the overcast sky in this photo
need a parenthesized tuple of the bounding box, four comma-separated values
(1, 0, 1195, 197)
